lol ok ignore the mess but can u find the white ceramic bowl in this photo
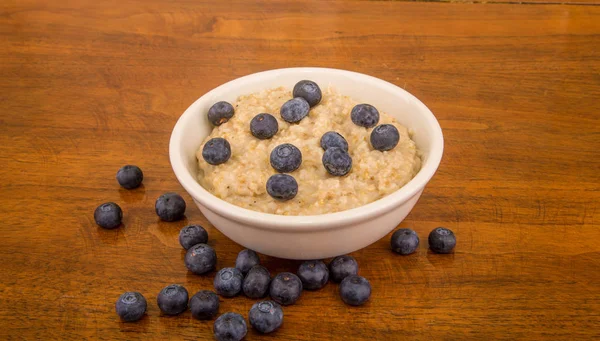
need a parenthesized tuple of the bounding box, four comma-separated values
(169, 67, 443, 260)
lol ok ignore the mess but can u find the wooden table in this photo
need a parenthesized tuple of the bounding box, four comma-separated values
(1, 0, 599, 340)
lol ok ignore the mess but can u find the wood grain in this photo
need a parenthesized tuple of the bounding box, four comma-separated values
(1, 0, 599, 340)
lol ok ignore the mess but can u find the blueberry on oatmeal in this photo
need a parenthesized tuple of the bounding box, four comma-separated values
(351, 104, 380, 128)
(202, 137, 231, 165)
(208, 101, 235, 126)
(293, 80, 322, 107)
(280, 97, 310, 123)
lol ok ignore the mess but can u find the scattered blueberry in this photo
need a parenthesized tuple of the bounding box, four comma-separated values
(270, 272, 302, 306)
(266, 174, 298, 201)
(249, 300, 284, 334)
(280, 97, 310, 123)
(243, 265, 271, 299)
(320, 131, 348, 152)
(428, 227, 456, 254)
(115, 291, 147, 322)
(370, 124, 400, 151)
(157, 284, 188, 316)
(190, 290, 220, 320)
(250, 113, 279, 139)
(351, 104, 380, 128)
(329, 255, 359, 283)
(214, 267, 244, 297)
(214, 312, 247, 341)
(391, 228, 419, 255)
(208, 101, 235, 126)
(293, 80, 322, 107)
(94, 202, 123, 229)
(235, 249, 260, 275)
(185, 243, 217, 275)
(202, 137, 231, 165)
(270, 143, 302, 173)
(322, 147, 352, 176)
(116, 165, 143, 189)
(155, 192, 186, 222)
(297, 260, 329, 290)
(179, 224, 209, 250)
(339, 275, 371, 306)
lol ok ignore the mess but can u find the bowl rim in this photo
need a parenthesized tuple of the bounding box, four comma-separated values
(169, 67, 443, 231)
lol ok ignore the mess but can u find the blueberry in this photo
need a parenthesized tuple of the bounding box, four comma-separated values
(185, 243, 217, 275)
(266, 174, 298, 201)
(270, 143, 302, 173)
(202, 137, 231, 165)
(115, 291, 147, 322)
(322, 147, 352, 176)
(157, 284, 188, 315)
(208, 101, 235, 126)
(370, 124, 400, 151)
(320, 131, 348, 152)
(339, 275, 371, 306)
(190, 290, 220, 320)
(250, 113, 278, 139)
(280, 97, 310, 123)
(94, 202, 122, 229)
(269, 272, 302, 306)
(179, 224, 209, 250)
(293, 80, 322, 107)
(214, 312, 247, 341)
(249, 301, 283, 334)
(329, 255, 359, 283)
(214, 268, 244, 297)
(116, 165, 143, 189)
(235, 249, 260, 275)
(297, 260, 329, 290)
(243, 265, 271, 299)
(428, 227, 456, 254)
(155, 192, 186, 222)
(391, 228, 419, 255)
(351, 104, 379, 128)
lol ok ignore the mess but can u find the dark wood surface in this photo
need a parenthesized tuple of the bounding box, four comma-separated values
(1, 0, 599, 340)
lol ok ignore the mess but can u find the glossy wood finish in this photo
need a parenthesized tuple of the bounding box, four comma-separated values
(1, 0, 599, 340)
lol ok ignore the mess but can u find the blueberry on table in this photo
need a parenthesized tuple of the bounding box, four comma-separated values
(179, 224, 208, 250)
(249, 300, 284, 334)
(94, 202, 122, 229)
(428, 227, 456, 254)
(297, 260, 329, 290)
(115, 291, 147, 322)
(269, 272, 302, 306)
(208, 101, 235, 126)
(250, 113, 279, 139)
(391, 228, 419, 255)
(202, 137, 231, 165)
(293, 80, 322, 107)
(155, 192, 186, 222)
(266, 174, 298, 201)
(214, 312, 247, 341)
(329, 255, 359, 283)
(190, 290, 220, 320)
(243, 265, 271, 299)
(270, 143, 302, 173)
(351, 104, 380, 128)
(235, 249, 260, 275)
(157, 284, 188, 316)
(322, 147, 352, 176)
(214, 267, 244, 297)
(339, 275, 371, 306)
(370, 124, 400, 151)
(280, 97, 310, 123)
(185, 243, 217, 275)
(116, 165, 143, 189)
(320, 131, 349, 152)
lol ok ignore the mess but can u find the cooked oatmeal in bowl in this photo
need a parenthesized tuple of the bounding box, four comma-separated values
(196, 83, 422, 216)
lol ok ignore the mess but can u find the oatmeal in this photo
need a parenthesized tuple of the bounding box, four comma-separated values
(196, 86, 421, 215)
